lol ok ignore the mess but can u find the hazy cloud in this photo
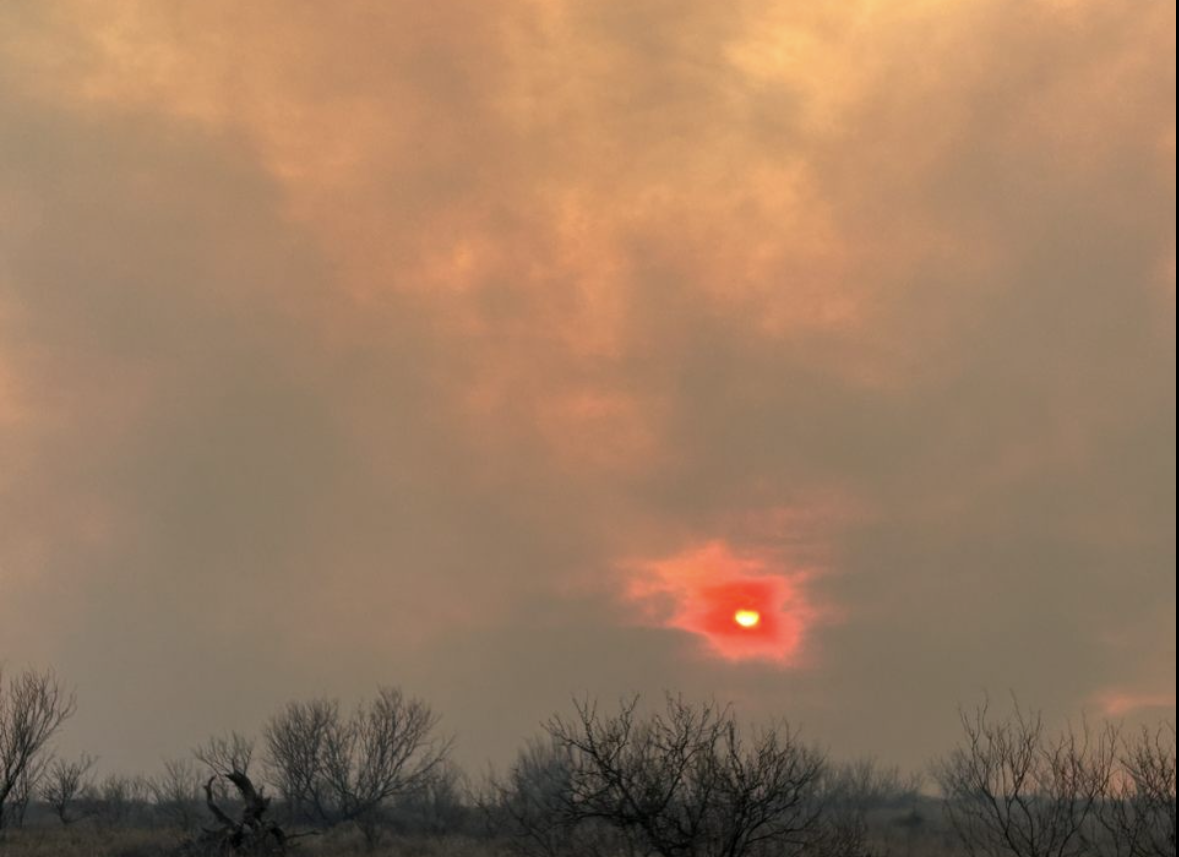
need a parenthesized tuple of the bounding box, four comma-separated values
(0, 0, 1173, 773)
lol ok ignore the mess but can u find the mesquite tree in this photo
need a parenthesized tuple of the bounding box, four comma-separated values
(541, 695, 833, 857)
(485, 736, 627, 857)
(263, 686, 452, 848)
(40, 754, 96, 826)
(149, 757, 205, 831)
(934, 699, 1115, 857)
(1093, 723, 1176, 857)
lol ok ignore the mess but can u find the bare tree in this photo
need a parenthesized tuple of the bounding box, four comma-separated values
(39, 753, 96, 826)
(543, 694, 832, 857)
(7, 753, 50, 829)
(196, 732, 256, 778)
(149, 757, 204, 831)
(484, 737, 572, 857)
(819, 758, 924, 856)
(0, 667, 77, 830)
(262, 686, 452, 849)
(263, 698, 336, 823)
(822, 758, 924, 810)
(389, 760, 469, 835)
(93, 772, 152, 828)
(933, 698, 1115, 857)
(484, 736, 622, 857)
(1094, 723, 1176, 857)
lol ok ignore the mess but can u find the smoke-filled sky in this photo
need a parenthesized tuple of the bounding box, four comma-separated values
(0, 0, 1174, 777)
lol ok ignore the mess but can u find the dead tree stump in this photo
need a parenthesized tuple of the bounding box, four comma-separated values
(187, 769, 289, 855)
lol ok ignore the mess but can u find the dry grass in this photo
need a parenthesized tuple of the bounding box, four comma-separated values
(0, 827, 181, 857)
(0, 828, 497, 857)
(0, 824, 970, 857)
(300, 830, 495, 857)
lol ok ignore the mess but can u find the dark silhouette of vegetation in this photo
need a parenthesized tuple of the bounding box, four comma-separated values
(934, 697, 1177, 857)
(1092, 723, 1177, 857)
(933, 699, 1112, 857)
(148, 757, 204, 832)
(262, 687, 453, 850)
(195, 768, 290, 856)
(0, 667, 76, 831)
(39, 754, 95, 826)
(0, 671, 1174, 857)
(536, 695, 845, 856)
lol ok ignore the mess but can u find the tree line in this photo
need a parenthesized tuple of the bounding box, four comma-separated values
(0, 666, 1174, 856)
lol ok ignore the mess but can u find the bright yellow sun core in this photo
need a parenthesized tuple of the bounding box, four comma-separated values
(734, 610, 761, 629)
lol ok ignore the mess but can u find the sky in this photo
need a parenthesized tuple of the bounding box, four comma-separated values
(0, 0, 1174, 778)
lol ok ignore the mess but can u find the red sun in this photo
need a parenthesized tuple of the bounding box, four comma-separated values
(625, 541, 817, 664)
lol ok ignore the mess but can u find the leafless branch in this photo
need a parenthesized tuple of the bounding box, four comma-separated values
(39, 753, 96, 826)
(933, 697, 1115, 857)
(541, 694, 831, 857)
(0, 666, 77, 830)
(262, 686, 452, 849)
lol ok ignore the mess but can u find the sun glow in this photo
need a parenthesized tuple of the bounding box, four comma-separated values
(626, 541, 817, 663)
(734, 610, 761, 629)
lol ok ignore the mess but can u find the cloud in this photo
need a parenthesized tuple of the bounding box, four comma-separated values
(0, 0, 1173, 772)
